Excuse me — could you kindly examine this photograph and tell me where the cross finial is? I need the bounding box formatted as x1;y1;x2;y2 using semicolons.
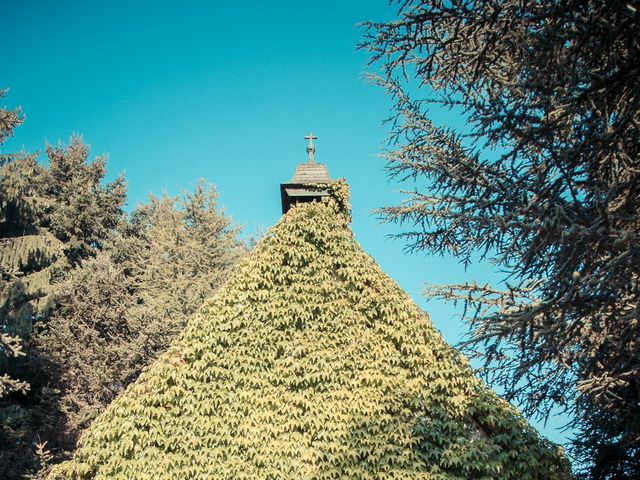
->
305;131;317;164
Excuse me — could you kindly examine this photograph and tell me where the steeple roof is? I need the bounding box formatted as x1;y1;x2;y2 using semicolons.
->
280;132;333;214
53;183;569;479
286;161;332;185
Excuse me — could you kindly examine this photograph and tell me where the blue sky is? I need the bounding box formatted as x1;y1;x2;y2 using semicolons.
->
4;1;570;446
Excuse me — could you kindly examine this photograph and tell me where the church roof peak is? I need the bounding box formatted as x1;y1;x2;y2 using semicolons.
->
280;132;334;214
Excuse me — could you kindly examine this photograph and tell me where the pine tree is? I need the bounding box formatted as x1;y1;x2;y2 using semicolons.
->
1;153;66;337
1;128;126;479
35;254;139;451
1;135;126;337
362;2;640;476
113;181;246;359
0;88;31;398
39;138;126;263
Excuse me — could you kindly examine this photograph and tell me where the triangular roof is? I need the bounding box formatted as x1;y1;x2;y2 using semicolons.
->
286;162;332;184
53;181;569;479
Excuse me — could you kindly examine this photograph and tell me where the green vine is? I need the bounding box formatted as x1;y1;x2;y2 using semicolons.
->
291;179;351;223
51;198;570;480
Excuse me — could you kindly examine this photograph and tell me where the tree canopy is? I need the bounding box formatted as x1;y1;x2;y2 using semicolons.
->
0;135;127;336
0;91;246;479
36;183;246;457
362;1;640;477
0;89;31;399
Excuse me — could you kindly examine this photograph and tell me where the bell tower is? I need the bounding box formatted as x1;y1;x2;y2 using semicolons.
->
280;131;333;214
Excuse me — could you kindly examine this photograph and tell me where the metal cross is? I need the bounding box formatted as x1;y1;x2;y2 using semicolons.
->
305;131;317;163
305;131;317;147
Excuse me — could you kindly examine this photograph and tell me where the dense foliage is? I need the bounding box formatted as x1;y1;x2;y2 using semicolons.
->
36;186;245;457
0;92;245;478
0;88;29;398
1;134;126;335
53;186;569;479
110;184;245;359
1;132;127;478
362;1;640;476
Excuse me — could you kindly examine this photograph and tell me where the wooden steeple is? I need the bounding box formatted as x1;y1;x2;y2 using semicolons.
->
280;132;333;214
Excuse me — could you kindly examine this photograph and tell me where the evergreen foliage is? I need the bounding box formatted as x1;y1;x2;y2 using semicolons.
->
35;183;246;460
53;184;569;479
40;139;126;263
36;254;140;452
0;89;23;149
1;135;126;336
111;182;246;358
362;1;640;475
1;132;127;478
0;88;30;398
0;93;244;479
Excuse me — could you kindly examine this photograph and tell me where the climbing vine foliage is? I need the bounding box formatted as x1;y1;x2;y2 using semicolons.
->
53;183;569;479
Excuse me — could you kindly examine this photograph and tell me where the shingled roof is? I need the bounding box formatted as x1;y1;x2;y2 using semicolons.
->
280;134;333;213
52;181;570;480
287;162;332;184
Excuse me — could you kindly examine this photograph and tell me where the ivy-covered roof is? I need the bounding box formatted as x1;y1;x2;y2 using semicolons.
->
52;181;570;479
